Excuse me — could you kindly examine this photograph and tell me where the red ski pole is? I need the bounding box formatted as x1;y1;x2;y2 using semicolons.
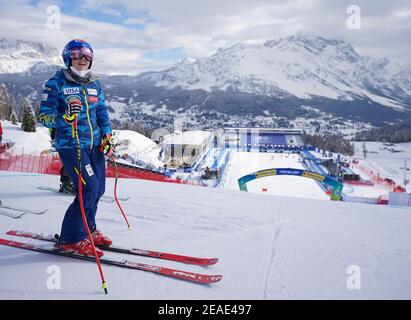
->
111;155;132;230
73;117;108;294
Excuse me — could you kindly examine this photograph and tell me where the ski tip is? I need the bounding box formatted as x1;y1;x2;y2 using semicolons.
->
207;275;223;284
203;258;219;265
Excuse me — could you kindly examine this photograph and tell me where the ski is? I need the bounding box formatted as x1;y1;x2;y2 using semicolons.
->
7;230;219;266
37;186;130;203
0;237;223;284
0;202;47;215
0;209;25;219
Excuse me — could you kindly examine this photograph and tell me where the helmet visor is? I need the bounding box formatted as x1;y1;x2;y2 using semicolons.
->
69;47;93;62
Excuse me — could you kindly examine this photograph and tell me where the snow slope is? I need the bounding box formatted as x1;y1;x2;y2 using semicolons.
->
342;142;411;198
1;120;51;154
353;142;411;189
112;129;163;168
226;151;329;200
1;171;411;299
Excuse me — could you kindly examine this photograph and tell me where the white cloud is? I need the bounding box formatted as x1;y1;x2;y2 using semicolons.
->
395;8;411;18
0;0;410;75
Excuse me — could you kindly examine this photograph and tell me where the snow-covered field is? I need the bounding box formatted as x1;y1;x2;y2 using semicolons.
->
341;142;411;198
2;120;411;299
353;142;411;190
1;121;51;154
227;151;329;200
1;171;411;299
112;129;163;168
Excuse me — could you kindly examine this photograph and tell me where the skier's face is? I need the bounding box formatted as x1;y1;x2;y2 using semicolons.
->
71;56;91;71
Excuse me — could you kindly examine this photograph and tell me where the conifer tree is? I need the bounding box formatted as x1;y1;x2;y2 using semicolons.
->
10;110;18;125
21;99;36;132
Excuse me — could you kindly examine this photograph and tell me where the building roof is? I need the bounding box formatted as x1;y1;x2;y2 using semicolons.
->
162;130;213;146
224;127;303;135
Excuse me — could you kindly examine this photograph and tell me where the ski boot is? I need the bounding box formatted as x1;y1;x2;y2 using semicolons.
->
91;229;112;247
55;239;104;258
59;182;75;195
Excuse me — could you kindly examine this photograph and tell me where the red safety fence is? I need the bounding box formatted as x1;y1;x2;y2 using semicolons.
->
377;195;389;205
0;150;61;175
0;149;191;185
106;161;181;183
352;162;398;189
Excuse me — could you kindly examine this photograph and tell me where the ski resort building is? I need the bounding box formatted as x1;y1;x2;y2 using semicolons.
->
161;130;214;168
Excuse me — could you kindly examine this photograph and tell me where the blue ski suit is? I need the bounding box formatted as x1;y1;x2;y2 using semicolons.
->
39;69;112;244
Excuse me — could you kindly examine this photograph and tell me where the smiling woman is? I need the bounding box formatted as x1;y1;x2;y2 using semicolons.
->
69;46;93;77
38;39;115;261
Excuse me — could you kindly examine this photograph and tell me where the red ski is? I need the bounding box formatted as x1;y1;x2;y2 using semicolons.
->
0;237;223;284
6;230;219;266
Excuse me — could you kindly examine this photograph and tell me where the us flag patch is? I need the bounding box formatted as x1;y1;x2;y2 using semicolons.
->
88;96;99;103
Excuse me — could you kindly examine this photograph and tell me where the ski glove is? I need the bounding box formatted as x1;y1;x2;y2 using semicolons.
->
100;134;115;157
63;99;83;125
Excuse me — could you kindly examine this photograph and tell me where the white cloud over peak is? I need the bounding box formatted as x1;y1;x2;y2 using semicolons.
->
0;0;410;75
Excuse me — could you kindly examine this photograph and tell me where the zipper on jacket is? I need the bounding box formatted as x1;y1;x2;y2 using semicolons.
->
82;85;94;150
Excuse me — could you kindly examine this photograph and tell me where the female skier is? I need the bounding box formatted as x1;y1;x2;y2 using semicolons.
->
39;39;115;257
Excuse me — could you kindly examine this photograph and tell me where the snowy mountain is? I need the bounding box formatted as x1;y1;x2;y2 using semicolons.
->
1;35;411;131
0;39;61;74
140;35;411;111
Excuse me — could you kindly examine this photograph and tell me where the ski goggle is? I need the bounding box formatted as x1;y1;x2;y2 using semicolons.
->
69;47;93;62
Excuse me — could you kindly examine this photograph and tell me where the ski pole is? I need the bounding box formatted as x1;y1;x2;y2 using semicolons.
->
73;117;108;295
111;155;132;230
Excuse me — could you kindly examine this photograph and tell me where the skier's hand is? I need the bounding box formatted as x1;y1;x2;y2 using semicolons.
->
100;134;115;158
63;99;83;125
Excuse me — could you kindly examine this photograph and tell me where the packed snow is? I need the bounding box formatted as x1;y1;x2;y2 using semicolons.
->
1;171;411;299
341;142;411;199
112;129;163;168
1;120;411;299
226;151;329;201
352;142;411;190
162;130;213;146
1;121;51;154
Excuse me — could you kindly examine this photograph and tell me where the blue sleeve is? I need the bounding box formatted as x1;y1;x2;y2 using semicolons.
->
39;79;59;129
96;82;112;137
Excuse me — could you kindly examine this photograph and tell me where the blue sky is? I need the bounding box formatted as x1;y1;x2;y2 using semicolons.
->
58;0;151;29
1;0;411;75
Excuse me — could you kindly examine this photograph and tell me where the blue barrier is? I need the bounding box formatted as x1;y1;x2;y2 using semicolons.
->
216;149;231;186
211;148;229;171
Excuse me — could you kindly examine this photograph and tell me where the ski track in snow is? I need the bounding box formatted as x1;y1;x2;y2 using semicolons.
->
262;207;282;299
1;144;411;298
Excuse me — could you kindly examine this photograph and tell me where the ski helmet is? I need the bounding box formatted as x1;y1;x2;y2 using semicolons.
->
62;39;94;69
